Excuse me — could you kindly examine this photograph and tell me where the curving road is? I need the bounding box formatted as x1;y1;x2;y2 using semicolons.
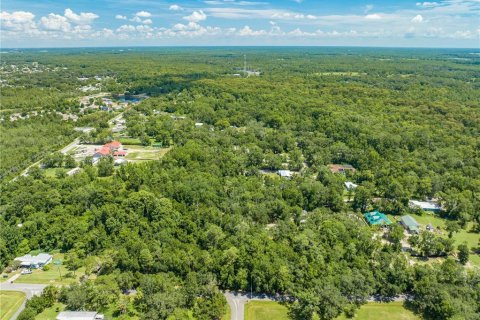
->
0;280;47;320
224;291;276;320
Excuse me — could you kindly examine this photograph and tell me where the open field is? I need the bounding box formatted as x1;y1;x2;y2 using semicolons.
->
124;145;171;162
245;301;289;320
336;302;419;320
0;291;26;320
15;253;85;285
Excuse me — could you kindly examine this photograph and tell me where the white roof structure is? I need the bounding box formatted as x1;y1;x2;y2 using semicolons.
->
195;122;204;127
57;311;104;320
409;200;441;211
15;253;52;266
344;182;358;189
277;170;293;178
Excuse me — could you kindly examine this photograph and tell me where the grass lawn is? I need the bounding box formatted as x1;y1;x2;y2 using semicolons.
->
124;145;171;162
222;303;231;320
388;213;480;266
0;291;26;320
15;253;85;285
336;302;419;320
35;302;66;320
245;301;289;320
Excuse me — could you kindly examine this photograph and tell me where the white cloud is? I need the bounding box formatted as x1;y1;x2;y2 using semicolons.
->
365;13;382;20
64;8;98;25
117;24;136;32
142;19;153;25
135;11;151;18
169;4;183;11
183;10;207;22
40;13;70;32
238;25;267;36
115;15;127;20
416;2;439;7
0;11;36;31
364;4;374;13
412;14;424;23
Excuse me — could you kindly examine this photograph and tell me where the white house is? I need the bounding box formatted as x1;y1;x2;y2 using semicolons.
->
277;170;293;179
57;311;104;320
344;182;358;190
14;253;52;269
409;200;441;212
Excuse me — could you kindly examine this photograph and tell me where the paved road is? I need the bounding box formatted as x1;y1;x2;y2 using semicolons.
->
224;292;276;320
0;281;47;320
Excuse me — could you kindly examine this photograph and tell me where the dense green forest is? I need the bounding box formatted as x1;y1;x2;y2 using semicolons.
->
0;48;479;319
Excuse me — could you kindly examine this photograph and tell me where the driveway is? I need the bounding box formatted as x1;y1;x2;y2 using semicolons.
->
0;281;47;320
224;291;276;320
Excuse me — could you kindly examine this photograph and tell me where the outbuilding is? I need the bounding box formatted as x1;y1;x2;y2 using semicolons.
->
364;210;392;226
400;215;420;234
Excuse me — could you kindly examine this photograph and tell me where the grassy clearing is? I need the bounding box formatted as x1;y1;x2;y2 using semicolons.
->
15;253;85;285
0;291;26;320
35;302;66;320
124;145;171;162
245;301;289;320
336;302;419;320
389;213;480;266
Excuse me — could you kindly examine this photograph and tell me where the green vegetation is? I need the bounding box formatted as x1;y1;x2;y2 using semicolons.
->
1;48;479;320
16;254;85;285
245;301;289;320
336;302;419;320
0;291;26;320
35;302;65;320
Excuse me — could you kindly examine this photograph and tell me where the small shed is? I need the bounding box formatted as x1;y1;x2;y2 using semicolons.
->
400;215;420;234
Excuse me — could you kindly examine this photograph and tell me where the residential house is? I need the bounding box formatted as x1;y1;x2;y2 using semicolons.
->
277;170;293;179
56;311;104;320
328;164;356;174
409;200;441;212
344;181;358;190
14;253;52;269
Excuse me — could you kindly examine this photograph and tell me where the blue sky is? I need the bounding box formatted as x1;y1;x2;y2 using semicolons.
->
1;0;479;48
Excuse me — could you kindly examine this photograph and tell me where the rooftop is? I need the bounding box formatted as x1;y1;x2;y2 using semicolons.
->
364;210;392;226
57;311;103;320
15;253;52;265
409;200;441;211
400;215;420;231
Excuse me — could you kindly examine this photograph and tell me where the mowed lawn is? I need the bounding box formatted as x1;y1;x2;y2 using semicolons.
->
245;301;289;320
389;213;480;266
124;145;171;162
337;302;419;320
0;291;25;320
15;253;85;285
35;302;66;320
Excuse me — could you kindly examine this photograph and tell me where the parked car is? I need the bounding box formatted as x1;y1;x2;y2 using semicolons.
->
21;269;32;275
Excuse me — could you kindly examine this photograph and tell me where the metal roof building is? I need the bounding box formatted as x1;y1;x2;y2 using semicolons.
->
57;311;104;320
364;210;392;226
14;253;52;268
400;215;420;233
